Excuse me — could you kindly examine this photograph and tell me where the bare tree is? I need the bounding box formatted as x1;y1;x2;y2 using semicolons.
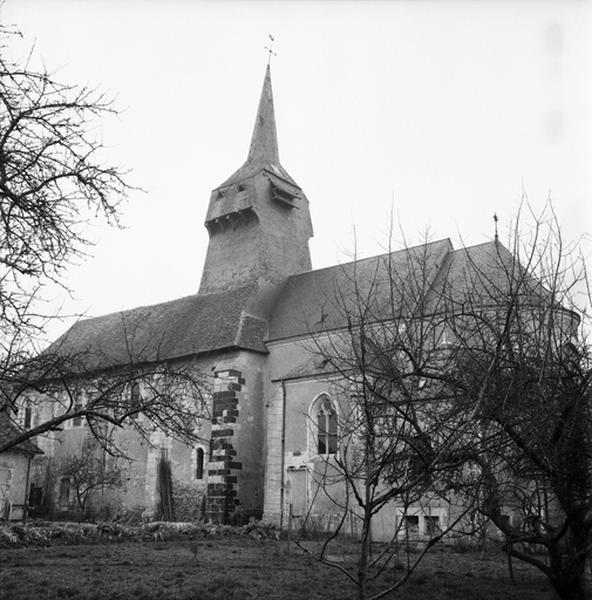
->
1;343;211;457
442;205;592;600
293;237;481;600
57;435;124;519
0;25;128;342
299;203;591;600
0;26;211;457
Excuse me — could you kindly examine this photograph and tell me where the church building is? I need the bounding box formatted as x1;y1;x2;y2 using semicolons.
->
26;64;522;536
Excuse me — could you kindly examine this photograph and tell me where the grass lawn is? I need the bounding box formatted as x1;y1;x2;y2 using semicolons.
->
0;538;553;599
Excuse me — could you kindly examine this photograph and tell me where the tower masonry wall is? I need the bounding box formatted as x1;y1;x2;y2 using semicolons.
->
199;173;312;295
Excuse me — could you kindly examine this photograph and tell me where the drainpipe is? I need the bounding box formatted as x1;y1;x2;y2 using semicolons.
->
279;379;286;529
24;455;32;522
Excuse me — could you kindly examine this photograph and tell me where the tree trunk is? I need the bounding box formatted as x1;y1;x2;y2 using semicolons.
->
357;509;372;600
551;577;587;600
549;560;589;600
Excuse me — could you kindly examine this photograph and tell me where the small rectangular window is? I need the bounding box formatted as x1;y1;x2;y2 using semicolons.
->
404;515;419;536
425;515;440;536
72;403;82;427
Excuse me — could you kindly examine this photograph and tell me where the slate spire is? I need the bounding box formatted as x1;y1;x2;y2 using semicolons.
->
247;64;280;165
217;63;297;188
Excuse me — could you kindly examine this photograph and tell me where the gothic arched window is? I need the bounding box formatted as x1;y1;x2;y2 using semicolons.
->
313;395;338;455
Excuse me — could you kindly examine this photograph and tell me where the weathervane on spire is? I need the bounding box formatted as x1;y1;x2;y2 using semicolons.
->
265;34;277;66
493;213;499;243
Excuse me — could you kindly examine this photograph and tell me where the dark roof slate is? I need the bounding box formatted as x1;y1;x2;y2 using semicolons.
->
47;239;535;372
442;241;518;303
268;239;454;341
266;239;531;343
49;284;268;372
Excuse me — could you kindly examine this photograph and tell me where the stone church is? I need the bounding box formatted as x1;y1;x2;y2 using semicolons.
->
26;64;514;535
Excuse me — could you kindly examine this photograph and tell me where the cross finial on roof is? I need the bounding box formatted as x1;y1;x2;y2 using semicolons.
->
493;213;499;243
265;34;277;66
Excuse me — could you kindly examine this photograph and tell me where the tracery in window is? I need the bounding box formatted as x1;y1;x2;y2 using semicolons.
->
129;381;142;419
313;395;337;455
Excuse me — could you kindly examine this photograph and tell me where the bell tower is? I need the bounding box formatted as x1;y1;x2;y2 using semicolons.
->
198;65;313;295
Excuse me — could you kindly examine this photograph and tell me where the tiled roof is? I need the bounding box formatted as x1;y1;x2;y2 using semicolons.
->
442;241;518;302
0;413;42;455
46;238;540;372
48;285;268;372
267;240;527;342
268;239;453;341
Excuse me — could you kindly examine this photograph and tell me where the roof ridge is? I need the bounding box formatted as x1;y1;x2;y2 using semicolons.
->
69;285;260;326
449;239;506;254
284;238;453;282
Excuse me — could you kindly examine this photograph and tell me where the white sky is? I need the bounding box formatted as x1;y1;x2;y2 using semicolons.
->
4;0;592;343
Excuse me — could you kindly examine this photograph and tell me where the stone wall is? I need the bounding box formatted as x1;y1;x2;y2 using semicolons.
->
24;356;214;520
0;452;32;520
199;173;312;295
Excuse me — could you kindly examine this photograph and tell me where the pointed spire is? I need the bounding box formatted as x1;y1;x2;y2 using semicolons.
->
216;63;298;189
247;64;280;165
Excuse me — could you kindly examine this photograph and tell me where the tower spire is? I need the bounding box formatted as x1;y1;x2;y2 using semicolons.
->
246;64;280;165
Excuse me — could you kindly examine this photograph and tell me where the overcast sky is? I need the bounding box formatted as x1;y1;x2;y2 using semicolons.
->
4;1;592;342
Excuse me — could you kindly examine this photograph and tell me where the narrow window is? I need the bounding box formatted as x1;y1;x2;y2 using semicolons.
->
130;381;142;419
24;404;32;430
196;448;204;479
72;403;82;427
58;477;70;506
316;409;325;454
315;396;337;455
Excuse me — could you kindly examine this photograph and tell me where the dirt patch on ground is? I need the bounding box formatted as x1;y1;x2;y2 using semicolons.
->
0;538;552;599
